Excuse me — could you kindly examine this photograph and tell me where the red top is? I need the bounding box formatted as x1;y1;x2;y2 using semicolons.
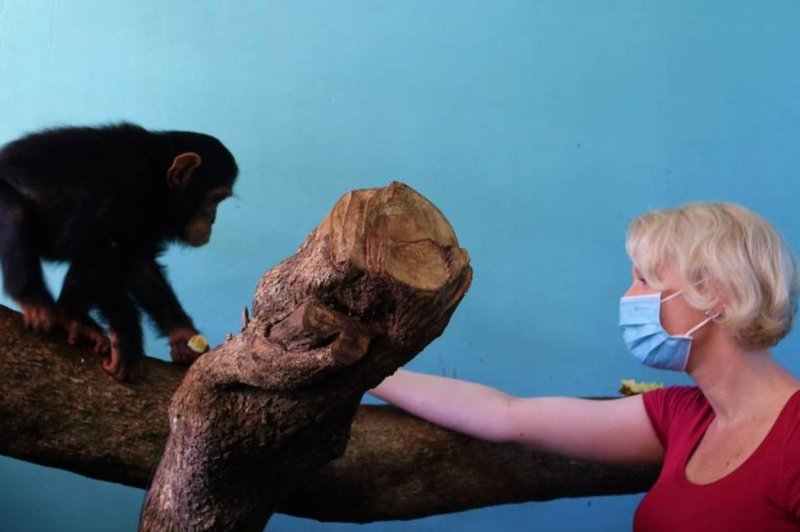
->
634;386;800;531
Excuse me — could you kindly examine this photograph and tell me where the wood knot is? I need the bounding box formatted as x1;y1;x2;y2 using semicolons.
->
267;299;377;365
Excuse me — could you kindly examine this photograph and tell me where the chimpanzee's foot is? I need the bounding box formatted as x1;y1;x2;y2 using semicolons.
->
65;317;110;354
19;300;110;354
102;331;144;382
19;302;57;332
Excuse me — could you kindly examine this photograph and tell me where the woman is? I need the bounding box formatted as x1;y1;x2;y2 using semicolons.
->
370;202;800;530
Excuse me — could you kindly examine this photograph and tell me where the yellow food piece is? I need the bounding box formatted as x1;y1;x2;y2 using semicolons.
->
188;334;209;354
619;378;665;396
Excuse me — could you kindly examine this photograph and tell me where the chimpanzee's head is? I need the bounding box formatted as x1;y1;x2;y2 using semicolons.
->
161;131;238;246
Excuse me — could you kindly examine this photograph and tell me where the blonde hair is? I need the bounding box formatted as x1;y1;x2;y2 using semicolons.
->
626;202;799;348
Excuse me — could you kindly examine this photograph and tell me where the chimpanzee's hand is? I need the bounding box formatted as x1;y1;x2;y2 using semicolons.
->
168;326;207;365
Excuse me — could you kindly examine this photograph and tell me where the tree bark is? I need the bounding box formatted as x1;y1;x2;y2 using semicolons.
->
0;182;657;528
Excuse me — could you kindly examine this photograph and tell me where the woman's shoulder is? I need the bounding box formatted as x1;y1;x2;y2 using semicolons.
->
640;385;710;446
643;385;706;412
777;389;800;440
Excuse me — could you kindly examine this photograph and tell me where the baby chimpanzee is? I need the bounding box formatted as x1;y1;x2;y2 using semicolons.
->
0;123;238;382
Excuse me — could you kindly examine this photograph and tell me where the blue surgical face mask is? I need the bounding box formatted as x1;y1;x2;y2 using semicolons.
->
619;291;714;372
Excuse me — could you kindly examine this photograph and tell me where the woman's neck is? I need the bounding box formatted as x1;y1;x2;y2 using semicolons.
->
689;335;800;422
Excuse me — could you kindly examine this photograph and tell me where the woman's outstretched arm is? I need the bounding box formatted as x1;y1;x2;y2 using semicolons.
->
370;368;664;465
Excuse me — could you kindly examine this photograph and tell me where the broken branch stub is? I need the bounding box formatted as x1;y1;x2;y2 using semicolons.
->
140;182;472;531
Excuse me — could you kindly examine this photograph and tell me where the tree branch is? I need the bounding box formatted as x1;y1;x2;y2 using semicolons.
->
0;183;656;528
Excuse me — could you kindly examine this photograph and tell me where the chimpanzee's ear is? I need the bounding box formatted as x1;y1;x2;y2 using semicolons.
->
167;152;202;190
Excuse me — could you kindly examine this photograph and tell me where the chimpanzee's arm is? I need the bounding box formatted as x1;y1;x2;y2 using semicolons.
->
127;258;195;334
127;258;204;364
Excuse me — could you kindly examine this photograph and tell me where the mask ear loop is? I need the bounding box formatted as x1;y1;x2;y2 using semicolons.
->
663;277;722;337
685;310;722;337
661;290;683;303
662;277;712;303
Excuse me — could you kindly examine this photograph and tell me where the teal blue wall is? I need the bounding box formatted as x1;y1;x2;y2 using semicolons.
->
1;1;799;530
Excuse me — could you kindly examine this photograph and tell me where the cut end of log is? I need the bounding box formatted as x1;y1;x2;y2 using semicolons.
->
325;182;469;292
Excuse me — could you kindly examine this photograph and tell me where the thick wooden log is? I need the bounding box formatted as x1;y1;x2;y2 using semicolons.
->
139;182;472;530
0;182;657;528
